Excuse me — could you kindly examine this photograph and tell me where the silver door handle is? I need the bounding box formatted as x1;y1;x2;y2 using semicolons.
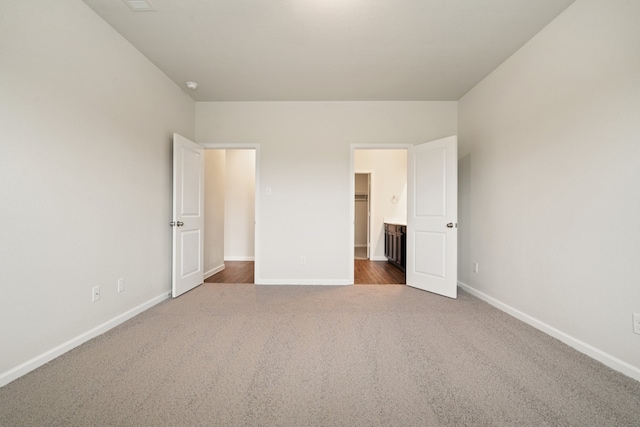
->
170;221;185;227
446;223;457;228
177;221;184;227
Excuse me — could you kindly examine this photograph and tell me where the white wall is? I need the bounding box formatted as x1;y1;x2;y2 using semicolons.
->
196;102;456;284
458;0;640;379
224;150;256;260
204;150;225;276
355;150;408;260
0;0;195;385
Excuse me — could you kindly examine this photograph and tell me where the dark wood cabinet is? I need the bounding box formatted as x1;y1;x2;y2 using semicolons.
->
384;223;406;271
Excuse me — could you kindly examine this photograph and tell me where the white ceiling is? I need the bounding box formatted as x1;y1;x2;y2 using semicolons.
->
82;0;575;102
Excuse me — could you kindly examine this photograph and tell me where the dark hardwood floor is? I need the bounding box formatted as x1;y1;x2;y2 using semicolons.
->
205;260;405;285
354;260;405;285
205;261;254;283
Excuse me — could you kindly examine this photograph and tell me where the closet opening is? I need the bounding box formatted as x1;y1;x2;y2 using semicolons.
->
203;148;257;284
354;172;371;260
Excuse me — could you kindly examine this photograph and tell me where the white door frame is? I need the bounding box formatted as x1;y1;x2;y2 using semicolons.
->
201;142;261;284
350;144;412;284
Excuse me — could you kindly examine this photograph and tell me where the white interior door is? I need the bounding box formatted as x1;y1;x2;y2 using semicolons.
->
406;136;457;298
172;133;204;298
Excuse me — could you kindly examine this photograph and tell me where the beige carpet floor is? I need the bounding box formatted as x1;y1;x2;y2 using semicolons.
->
1;283;639;426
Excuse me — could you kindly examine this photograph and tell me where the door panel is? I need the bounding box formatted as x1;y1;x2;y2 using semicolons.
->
414;231;446;278
172;133;204;298
181;148;201;215
415;147;446;216
180;230;201;276
407;136;457;298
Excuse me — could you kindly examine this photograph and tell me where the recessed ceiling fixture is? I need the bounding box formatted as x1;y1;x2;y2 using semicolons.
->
123;0;156;12
186;82;198;90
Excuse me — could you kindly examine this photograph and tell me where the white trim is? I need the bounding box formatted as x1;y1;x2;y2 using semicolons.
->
355;244;367;248
349;148;355;283
256;279;351;286
351;143;415;150
201;142;258;150
0;292;169;387
458;281;640;382
224;256;255;261
204;264;225;279
371;256;387;262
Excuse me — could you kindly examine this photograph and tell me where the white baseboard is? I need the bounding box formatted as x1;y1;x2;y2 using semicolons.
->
458;281;640;382
224;256;255;261
204;264;225;279
0;292;170;388
256;279;351;286
370;256;387;262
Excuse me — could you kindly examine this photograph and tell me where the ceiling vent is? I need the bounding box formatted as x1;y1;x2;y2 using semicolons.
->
123;0;156;12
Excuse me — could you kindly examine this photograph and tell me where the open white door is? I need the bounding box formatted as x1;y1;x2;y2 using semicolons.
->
406;136;457;298
171;133;204;298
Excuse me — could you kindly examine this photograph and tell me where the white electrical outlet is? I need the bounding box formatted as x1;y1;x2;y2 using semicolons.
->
633;313;640;335
117;278;125;293
473;262;479;273
300;256;306;265
92;286;100;302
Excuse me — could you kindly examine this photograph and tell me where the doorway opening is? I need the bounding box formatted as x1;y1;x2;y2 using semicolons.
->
352;148;408;285
203;148;257;284
354;172;371;260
